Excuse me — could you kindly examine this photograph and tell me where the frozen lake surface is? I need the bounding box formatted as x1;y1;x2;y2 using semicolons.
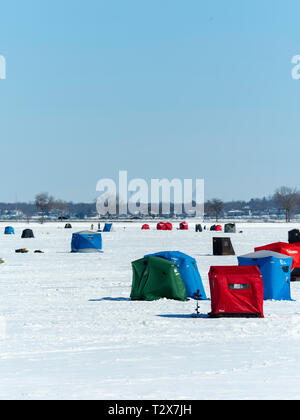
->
1;221;300;400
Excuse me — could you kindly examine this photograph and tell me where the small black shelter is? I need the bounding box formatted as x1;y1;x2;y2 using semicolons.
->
21;229;34;239
213;237;235;256
289;229;300;244
195;224;202;232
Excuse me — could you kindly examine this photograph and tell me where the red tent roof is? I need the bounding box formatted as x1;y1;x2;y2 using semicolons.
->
254;242;300;269
179;222;188;230
157;222;172;231
165;223;173;231
157;223;167;230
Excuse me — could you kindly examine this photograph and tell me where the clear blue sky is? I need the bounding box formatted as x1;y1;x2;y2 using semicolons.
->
0;0;300;203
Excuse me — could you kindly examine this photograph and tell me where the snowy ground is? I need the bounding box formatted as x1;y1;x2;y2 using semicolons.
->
1;221;300;400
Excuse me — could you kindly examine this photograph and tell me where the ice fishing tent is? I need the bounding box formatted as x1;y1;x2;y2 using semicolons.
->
103;223;112;232
144;251;208;299
157;222;172;230
238;250;293;301
224;223;236;233
179;222;188;230
289;229;300;244
254;242;300;281
65;223;72;229
213;237;235;255
21;229;34;238
71;231;102;253
4;226;14;235
141;224;150;230
210;225;222;231
208;266;264;318
195;224;202;232
157;222;167;230
130;256;188;301
254;242;300;268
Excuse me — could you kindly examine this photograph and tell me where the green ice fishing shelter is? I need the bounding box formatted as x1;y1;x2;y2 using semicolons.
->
130;256;188;301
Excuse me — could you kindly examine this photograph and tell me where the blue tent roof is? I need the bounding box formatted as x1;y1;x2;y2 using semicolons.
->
103;223;112;232
238;250;293;301
4;226;14;235
144;251;208;299
71;231;102;253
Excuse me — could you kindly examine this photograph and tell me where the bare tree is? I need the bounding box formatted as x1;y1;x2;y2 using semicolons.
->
206;198;224;222
274;186;300;222
35;193;55;224
54;200;69;221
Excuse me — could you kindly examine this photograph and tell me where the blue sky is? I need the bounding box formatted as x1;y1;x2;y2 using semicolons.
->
0;0;300;203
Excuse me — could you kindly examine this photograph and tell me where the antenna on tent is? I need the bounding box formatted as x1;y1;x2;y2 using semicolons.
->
192;289;202;318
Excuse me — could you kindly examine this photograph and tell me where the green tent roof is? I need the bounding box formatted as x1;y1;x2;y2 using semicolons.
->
130;256;188;301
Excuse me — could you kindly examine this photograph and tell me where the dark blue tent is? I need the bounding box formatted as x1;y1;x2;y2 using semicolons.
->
71;231;102;253
144;251;208;299
4;226;15;235
103;223;112;232
238;250;293;301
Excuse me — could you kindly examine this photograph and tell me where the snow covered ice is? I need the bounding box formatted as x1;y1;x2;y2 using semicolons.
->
1;221;300;400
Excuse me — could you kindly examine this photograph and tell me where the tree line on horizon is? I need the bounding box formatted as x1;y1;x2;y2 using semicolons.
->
0;187;299;222
206;186;300;222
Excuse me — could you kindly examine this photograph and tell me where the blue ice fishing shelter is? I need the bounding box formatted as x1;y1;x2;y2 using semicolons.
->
103;223;112;232
144;251;208;299
238;250;293;301
4;226;14;235
71;231;103;253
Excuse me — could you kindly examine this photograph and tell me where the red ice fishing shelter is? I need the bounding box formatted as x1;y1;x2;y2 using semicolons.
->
208;266;264;318
157;222;172;230
211;225;222;231
254;242;300;270
157;223;166;230
165;223;173;231
141;224;150;230
179;222;188;230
